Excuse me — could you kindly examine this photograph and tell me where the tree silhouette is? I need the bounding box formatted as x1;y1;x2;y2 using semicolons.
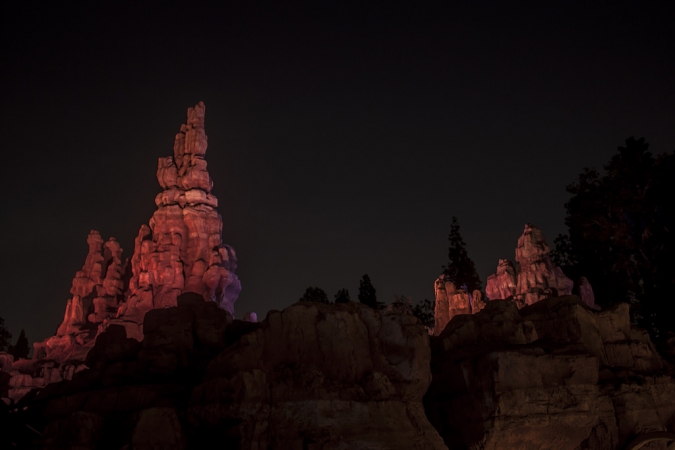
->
412;298;435;324
299;286;330;304
443;217;482;292
0;317;11;352
9;329;30;360
334;288;350;304
358;274;378;309
551;137;675;336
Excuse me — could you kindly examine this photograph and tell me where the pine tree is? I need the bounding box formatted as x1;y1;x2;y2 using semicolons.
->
411;299;435;324
299;286;330;303
10;329;29;360
551;137;675;336
334;288;350;304
358;274;378;309
443;217;482;292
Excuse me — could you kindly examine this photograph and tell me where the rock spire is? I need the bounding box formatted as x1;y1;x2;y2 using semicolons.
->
113;101;241;339
435;223;595;335
34;102;241;361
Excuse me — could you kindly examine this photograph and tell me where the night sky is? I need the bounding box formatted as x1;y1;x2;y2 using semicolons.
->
1;2;674;344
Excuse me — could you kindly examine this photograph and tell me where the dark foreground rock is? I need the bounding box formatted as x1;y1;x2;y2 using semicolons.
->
425;296;675;450
2;295;446;449
4;295;674;449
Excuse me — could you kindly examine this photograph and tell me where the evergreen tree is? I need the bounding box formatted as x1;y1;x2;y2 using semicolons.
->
299;286;330;303
411;299;435;324
358;274;378;309
551;137;675;336
9;329;30;360
334;288;350;304
0;317;11;352
443;217;482;292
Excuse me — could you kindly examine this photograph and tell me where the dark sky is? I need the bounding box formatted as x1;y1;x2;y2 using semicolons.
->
1;2;674;343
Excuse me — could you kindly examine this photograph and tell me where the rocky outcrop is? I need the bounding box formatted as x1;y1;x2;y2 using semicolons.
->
9;102;242;404
436;224;583;337
5;298;447;449
514;223;574;306
485;224;597;309
33;231;125;363
433;275;485;336
425;296;675;450
485;259;517;301
113;101;241;340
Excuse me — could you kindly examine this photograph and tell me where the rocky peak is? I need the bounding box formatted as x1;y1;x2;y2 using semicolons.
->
29;102;241;381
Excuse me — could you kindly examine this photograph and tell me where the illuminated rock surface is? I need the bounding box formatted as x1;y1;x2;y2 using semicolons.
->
513;223;574;306
4;102;241;403
112;101;241;340
435;224;578;336
485;258;517;301
433;275;484;336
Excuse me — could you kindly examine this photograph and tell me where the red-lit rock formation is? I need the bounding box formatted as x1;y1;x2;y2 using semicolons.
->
33;231;125;363
114;101;240;339
485;224;577;308
433;275;485;336
514;223;573;306
435;224;591;336
485;258;516;300
13;103;241;402
486;224;574;306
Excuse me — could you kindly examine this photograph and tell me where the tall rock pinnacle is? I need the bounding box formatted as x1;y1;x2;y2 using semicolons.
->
35;102;241;360
114;101;241;338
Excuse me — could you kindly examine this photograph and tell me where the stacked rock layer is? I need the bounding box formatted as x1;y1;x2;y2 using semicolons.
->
23;102;241;387
435;224;593;336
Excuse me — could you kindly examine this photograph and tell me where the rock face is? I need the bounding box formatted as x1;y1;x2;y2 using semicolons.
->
484;223;596;308
113;101;241;339
433;275;485;336
436;224;580;336
34;231;125;363
513;223;574;306
10;102;241;402
5;298;447;449
425;296;675;450
485;259;517;301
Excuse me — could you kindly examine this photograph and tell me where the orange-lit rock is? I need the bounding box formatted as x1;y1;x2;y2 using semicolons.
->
433;275;484;336
485;258;516;300
23;102;241;400
484;224;574;307
113;102;241;339
435;224;588;336
514;223;573;306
